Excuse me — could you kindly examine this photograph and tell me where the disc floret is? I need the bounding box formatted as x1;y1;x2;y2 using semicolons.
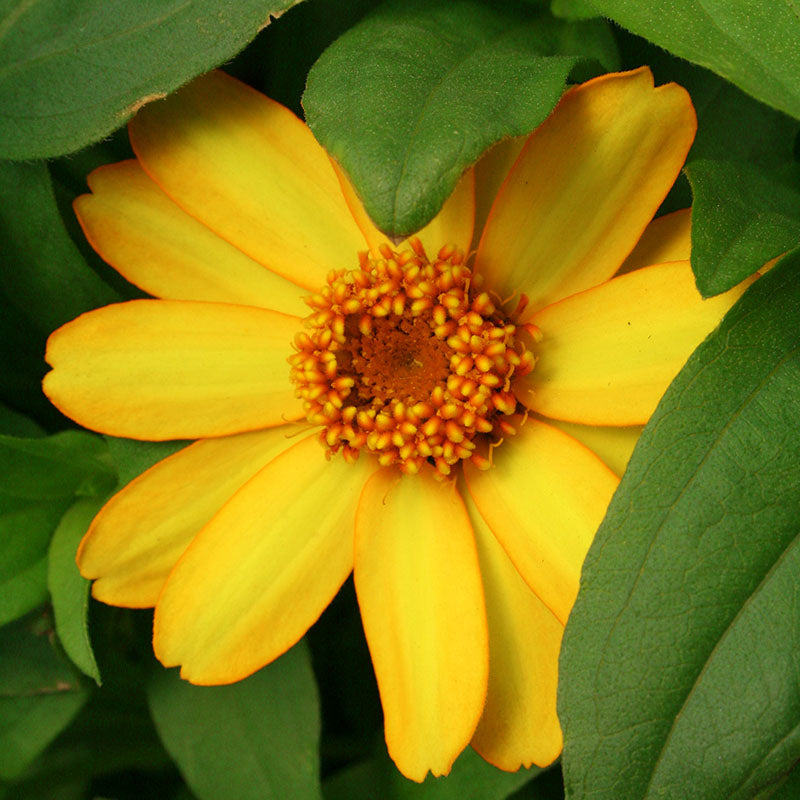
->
289;239;535;477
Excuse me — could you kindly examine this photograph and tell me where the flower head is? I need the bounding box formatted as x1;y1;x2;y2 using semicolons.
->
43;67;751;780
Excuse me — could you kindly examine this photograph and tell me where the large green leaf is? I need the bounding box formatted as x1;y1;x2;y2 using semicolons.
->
0;0;303;159
559;250;800;799
304;0;618;236
587;0;800;119
0;614;89;780
324;747;540;800
147;643;322;800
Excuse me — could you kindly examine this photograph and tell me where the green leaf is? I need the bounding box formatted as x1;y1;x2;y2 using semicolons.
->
0;403;44;438
0;430;113;627
48;498;107;684
0;0;304;160
587;0;800;119
559;250;800;800
655;58;800;297
0;614;89;781
147;643;322;800
766;763;800;800
0;499;68;627
688;159;800;295
304;0;618;236
550;0;599;20
105;436;189;488
0;744;92;800
324;747;540;800
0;431;115;500
0;161;120;334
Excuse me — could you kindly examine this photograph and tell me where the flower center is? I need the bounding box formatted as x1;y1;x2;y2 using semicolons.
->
289;239;535;477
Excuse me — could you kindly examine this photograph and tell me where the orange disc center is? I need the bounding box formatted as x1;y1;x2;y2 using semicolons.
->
288;239;536;477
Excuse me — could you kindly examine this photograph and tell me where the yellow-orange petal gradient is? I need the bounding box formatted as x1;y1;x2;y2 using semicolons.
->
518;262;756;426
463;486;563;771
129;70;366;290
154;432;377;684
540;418;643;478
354;469;488;782
618;208;692;275
75;160;307;315
332;161;476;259
464;417;618;625
476;68;696;313
44;300;304;440
78;425;306;607
472;137;526;253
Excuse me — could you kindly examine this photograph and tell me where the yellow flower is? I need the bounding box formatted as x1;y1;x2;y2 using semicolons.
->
43;67;750;781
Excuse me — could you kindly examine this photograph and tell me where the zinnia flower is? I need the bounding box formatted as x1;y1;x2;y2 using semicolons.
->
43;66;751;781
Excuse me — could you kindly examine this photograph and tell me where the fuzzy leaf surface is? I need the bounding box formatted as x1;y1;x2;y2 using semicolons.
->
304;0;618;236
587;0;800;119
0;0;303;158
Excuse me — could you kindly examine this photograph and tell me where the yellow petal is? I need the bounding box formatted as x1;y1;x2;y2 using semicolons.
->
129;70;366;290
354;469;488;782
332;161;475;258
464;417;618;625
476;68;696;312
75;160;308;315
472;136;525;252
539;417;643;477
518;262;756;426
462;485;563;770
44;300;303;440
618;208;692;275
154;432;376;684
78;425;306;607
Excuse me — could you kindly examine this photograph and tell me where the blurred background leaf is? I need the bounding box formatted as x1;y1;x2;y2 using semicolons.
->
559;250;800;800
0;613;89;781
0;430;114;629
0;160;124;427
586;0;800;120
0;0;304;159
303;0;619;236
324;746;541;799
147;643;322;800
